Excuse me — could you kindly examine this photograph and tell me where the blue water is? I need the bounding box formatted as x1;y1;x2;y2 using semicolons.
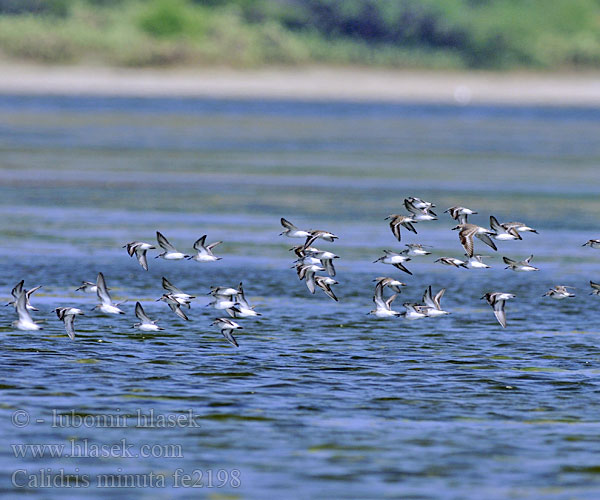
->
1;95;600;499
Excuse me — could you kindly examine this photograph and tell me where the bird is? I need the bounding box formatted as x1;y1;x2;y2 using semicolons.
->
422;286;450;317
315;276;338;301
209;286;238;297
543;286;575;300
133;302;163;331
400;302;429;320
435;257;467;268
227;282;261;318
401;244;431;256
296;264;324;294
445;206;477;224
157;294;189;321
452;223;497;257
92;272;125;315
369;292;401;318
208;294;237;310
405;196;436;211
155;231;189;260
7;280;42;311
306;248;339;277
583;240;600;249
502;221;538;235
373;250;412;275
303;229;338;249
212;318;242;347
490;216;521;241
162;277;195;307
76;281;99;293
404;201;437;221
188;235;222;263
385;214;417;242
55;307;84;340
13;291;42;331
279;218;311;239
503;255;539;272
481;292;515;328
123;241;155;271
463;254;491;269
373;277;406;294
589;281;600;295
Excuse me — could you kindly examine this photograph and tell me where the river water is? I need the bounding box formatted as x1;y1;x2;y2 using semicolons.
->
1;95;600;499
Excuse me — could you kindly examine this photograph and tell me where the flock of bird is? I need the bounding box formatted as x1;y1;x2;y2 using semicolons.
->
6;200;600;345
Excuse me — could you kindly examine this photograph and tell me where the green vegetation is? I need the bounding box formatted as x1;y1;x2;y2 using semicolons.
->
0;0;599;69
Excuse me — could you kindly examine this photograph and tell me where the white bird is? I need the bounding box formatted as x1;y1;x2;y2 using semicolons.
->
481;292;515;328
401;244;431;257
93;272;125;315
212;318;242;347
123;241;155;271
502;221;538;235
208;295;237;310
543;286;575;300
503;255;539;272
279;218;311;239
75;281;99;293
188;235;222;263
303;229;338;249
400;302;429;320
55;307;84;340
374;250;412;275
373;277;406;294
133;302;163;331
155;231;189;260
405;196;436;211
422;286;450;317
385;214;417;242
464;254;491;269
209;286;238;297
583;240;600;249
452;223;497;257
404;198;437;221
296;264;324;294
445;206;477;224
163;277;195;307
369;292;401;318
435;257;467;268
307;248;339;277
228;282;261;318
157;294;189;321
490;216;522;241
13;292;42;331
7;280;42;311
315;276;338;301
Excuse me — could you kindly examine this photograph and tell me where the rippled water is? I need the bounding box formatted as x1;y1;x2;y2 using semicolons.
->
1;95;600;499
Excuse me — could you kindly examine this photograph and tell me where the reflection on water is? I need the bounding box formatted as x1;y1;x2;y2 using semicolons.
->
1;96;600;498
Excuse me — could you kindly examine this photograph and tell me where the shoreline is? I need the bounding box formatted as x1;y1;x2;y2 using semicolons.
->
1;64;599;106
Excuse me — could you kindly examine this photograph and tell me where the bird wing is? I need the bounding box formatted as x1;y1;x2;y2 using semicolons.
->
476;232;497;251
402;221;417;234
96;272;113;305
492;300;507;328
236;283;250;308
389;220;402;241
221;329;239;347
503;257;517;266
162;277;181;295
422;286;435;309
193;235;207;252
63;314;76;340
317;280;338;301
156;231;176;252
305;271;316;294
280;218;296;230
207;241;222;251
434;288;446;308
459;227;476;257
135;302;152;323
591;281;600;290
16;292;34;324
385;294;398;309
169;303;189;321
322;259;336;277
489;215;502;232
11;280;24;300
136;249;149;271
393;262;412;275
525;255;534;264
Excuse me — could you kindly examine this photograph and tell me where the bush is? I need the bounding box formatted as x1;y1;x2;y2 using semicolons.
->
139;0;190;37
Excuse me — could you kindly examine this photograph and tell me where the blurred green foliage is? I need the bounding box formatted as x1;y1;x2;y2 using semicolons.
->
0;0;598;69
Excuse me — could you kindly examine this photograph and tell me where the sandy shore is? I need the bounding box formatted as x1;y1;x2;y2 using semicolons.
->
0;64;599;106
